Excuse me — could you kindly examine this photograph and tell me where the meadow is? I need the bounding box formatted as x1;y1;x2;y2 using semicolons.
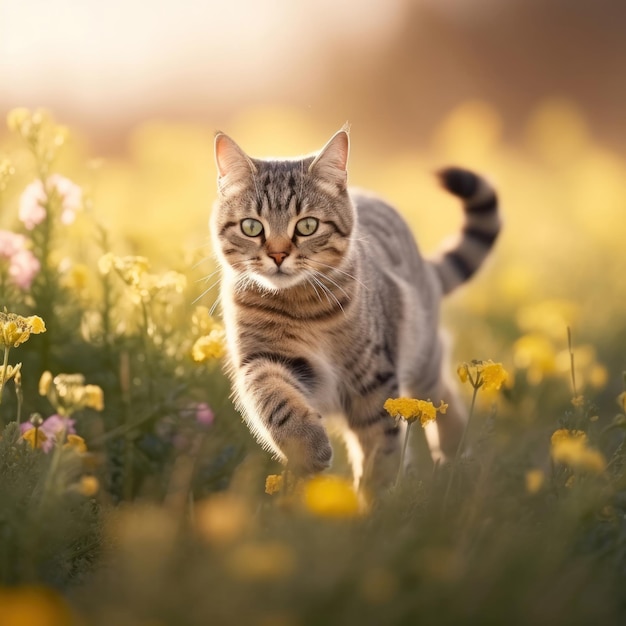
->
0;105;625;625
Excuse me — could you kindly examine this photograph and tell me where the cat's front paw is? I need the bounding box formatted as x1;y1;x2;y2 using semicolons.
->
281;415;332;475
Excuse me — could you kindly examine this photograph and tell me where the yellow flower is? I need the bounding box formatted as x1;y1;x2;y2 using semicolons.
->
78;475;99;497
114;255;150;287
383;397;444;427
265;474;283;495
0;312;46;349
6;107;31;133
618;391;626;414
191;306;223;335
22;427;47;450
302;475;362;518
0;362;21;383
571;395;585;408
39;370;53;396
513;333;556;384
195;493;250;544
192;329;226;362
550;428;587;446
550;430;606;474
0;157;15;192
64;434;88;454
525;469;545;494
61;262;90;292
479;361;509;391
41;373;104;415
97;252;115;275
227;541;295;581
0;585;75;626
82;385;104;411
457;360;508;392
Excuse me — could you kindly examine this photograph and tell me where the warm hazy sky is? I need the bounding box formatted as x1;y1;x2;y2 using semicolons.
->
0;0;405;117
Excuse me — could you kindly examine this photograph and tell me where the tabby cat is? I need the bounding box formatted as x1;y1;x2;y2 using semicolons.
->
210;126;500;485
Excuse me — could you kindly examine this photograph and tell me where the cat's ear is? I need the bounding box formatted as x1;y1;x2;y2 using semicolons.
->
214;132;257;192
309;125;350;190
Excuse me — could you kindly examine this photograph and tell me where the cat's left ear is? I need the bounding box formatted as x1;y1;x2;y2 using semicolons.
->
214;132;257;193
309;124;350;190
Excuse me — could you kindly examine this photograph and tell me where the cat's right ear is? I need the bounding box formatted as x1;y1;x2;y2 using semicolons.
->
309;126;350;191
214;133;257;193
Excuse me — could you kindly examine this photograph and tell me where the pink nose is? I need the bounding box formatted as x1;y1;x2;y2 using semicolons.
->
268;251;288;266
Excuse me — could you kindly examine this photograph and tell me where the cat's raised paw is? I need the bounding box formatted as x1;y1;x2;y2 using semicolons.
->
282;417;333;475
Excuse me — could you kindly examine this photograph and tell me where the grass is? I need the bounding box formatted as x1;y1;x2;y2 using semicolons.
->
0;107;625;625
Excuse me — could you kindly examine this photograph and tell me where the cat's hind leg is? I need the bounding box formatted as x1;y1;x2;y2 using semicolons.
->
345;400;404;489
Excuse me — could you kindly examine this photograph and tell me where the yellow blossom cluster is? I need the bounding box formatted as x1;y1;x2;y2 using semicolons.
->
0;312;46;349
22;427;48;450
0;156;14;192
192;328;226;362
265;473;283;495
64;434;88;454
39;371;104;415
98;253;186;299
0;363;22;385
6;108;69;173
191;306;223;335
303;475;363;518
383;397;447;427
550;428;606;474
457;360;509;391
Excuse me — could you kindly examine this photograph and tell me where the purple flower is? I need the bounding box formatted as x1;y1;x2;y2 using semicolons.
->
21;415;76;453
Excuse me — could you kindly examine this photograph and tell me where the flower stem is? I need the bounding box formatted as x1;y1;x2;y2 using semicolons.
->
444;382;480;509
39;420;68;511
394;420;413;489
0;346;10;405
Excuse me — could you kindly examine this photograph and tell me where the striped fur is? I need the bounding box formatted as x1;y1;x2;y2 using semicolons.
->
210;130;500;486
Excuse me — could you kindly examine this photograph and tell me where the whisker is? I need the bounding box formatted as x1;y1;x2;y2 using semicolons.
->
305;276;323;304
193;279;222;304
306;258;368;291
310;274;335;308
209;295;222;316
312;269;351;301
310;273;345;313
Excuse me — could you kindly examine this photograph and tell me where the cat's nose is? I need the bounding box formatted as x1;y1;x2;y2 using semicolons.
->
268;251;289;266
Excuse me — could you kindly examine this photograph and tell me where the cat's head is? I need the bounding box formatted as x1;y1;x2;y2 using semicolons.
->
211;127;355;292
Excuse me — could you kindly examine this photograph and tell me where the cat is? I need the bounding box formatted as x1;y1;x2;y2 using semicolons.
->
210;125;500;486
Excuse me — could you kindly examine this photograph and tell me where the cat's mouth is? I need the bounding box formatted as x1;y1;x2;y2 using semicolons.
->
253;267;304;291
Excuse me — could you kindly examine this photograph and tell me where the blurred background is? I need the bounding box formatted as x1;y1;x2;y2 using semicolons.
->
1;0;626;402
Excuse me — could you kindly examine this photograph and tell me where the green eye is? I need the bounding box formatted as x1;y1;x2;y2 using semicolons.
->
241;218;264;237
295;217;319;236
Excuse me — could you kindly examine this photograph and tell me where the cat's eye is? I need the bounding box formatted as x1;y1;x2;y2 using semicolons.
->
241;218;264;237
295;217;319;236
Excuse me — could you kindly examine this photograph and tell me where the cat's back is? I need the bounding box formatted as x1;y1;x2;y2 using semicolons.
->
350;189;427;283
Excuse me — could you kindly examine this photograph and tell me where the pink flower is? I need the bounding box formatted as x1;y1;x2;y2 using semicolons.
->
0;230;26;256
49;174;83;225
20;415;76;453
18;175;83;230
18;180;47;229
0;229;40;289
194;402;214;426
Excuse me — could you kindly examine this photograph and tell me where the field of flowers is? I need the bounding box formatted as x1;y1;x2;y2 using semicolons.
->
0;106;625;625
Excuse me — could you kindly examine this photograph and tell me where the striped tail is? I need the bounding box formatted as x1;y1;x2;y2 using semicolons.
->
430;167;501;295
